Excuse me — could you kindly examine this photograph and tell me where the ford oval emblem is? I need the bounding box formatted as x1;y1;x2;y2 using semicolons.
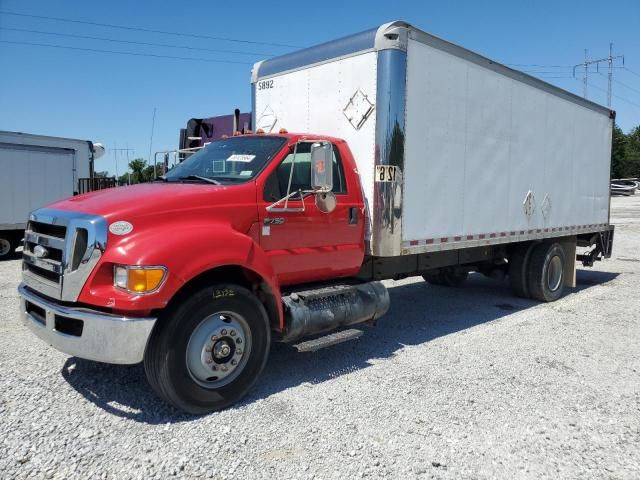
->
109;221;134;236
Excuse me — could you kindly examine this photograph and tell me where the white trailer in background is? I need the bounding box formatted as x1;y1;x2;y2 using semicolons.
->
0;131;103;259
252;20;614;300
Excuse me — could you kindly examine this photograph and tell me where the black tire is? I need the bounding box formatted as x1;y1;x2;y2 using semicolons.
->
422;270;444;285
423;268;468;287
144;284;271;415
508;242;536;298
527;242;566;302
0;236;13;260
440;268;468;287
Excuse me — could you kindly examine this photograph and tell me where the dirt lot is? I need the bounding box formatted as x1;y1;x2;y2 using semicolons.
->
1;196;639;479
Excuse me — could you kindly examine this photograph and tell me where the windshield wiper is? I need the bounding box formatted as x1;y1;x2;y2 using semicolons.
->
176;175;221;185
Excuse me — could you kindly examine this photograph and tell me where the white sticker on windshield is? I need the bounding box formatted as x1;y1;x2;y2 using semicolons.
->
227;154;255;162
239;170;252;176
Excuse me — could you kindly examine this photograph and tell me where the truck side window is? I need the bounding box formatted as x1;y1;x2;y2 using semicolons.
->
263;143;346;201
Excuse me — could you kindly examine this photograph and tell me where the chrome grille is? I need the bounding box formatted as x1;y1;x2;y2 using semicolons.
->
23;221;67;290
21;208;107;301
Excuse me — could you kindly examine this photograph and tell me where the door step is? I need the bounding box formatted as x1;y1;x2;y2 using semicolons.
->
293;328;364;353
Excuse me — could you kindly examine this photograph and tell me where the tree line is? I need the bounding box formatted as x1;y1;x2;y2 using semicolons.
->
95;158;159;185
611;124;640;179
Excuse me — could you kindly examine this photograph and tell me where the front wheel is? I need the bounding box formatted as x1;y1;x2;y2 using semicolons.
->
144;284;271;415
527;242;566;302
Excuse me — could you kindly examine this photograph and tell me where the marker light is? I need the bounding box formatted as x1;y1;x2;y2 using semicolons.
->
114;265;167;294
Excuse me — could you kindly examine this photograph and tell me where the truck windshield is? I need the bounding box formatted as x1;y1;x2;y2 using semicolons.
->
163;136;286;184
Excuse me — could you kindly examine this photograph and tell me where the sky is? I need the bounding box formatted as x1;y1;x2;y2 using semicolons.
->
1;0;639;177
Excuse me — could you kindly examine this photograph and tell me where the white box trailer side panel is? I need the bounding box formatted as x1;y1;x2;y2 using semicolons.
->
402;38;612;246
0;144;75;228
0;131;91;179
254;51;378;229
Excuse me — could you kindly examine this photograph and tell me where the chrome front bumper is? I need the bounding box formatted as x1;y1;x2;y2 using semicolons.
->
18;284;157;365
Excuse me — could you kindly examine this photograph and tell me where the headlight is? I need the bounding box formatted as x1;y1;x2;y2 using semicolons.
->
113;265;167;294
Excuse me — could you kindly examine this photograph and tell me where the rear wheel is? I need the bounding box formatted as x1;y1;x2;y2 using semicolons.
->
509;242;537;298
527;242;566;302
144;284;271;415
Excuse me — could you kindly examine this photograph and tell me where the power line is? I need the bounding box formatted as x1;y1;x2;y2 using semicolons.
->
532;76;576;79
595;70;640;96
520;70;573;74
1;27;277;57
622;66;640;79
573;44;624;106
613;78;640;96
0;10;300;49
0;39;253;64
507;63;573;68
585;79;640;109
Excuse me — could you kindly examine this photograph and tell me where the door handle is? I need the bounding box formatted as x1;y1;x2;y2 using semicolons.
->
348;207;358;225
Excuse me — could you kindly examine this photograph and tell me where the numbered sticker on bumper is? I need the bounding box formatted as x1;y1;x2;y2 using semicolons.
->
375;165;399;182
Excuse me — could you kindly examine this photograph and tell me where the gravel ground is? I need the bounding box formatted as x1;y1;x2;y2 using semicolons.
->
1;196;639;480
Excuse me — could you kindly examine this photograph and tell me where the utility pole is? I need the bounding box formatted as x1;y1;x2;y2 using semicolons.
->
583;49;588;99
113;142;118;180
148;107;156;166
112;146;135;185
574;44;624;106
607;43;615;107
126;144;132;184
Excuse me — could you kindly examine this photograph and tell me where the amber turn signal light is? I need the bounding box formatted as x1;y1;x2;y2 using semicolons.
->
114;265;167;294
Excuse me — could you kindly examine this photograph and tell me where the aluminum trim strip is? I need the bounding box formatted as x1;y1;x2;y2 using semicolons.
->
22;269;60;298
401;224;610;255
22;252;63;273
24;230;65;250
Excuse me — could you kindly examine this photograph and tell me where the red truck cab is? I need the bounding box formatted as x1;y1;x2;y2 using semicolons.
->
19;134;387;413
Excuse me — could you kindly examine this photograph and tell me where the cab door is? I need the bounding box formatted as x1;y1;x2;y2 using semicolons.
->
257;141;364;286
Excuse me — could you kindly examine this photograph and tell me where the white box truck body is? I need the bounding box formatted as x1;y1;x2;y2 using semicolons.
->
0;131;99;258
251;21;613;258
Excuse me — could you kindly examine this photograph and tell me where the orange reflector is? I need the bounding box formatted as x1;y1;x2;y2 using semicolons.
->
127;268;165;293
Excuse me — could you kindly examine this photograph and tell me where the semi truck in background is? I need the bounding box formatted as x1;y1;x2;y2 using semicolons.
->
18;21;614;414
179;109;252;151
0;131;106;259
154;110;252;175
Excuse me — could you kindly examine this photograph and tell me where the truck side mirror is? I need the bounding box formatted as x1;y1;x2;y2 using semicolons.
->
310;142;333;192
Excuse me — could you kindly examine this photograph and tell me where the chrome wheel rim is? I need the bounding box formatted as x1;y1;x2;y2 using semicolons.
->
186;311;251;388
547;255;563;292
0;239;11;256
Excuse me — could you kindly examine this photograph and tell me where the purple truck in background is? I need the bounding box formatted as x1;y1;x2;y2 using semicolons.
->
179;109;252;152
